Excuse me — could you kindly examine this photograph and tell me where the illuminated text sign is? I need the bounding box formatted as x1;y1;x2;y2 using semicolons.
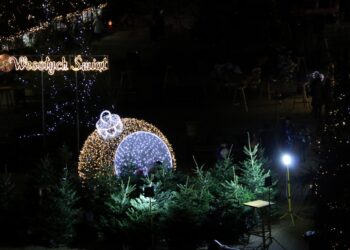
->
0;55;109;75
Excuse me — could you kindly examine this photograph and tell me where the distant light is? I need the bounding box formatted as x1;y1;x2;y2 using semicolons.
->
311;71;324;81
281;153;292;167
108;20;112;28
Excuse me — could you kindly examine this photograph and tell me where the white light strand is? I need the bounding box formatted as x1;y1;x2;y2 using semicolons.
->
0;3;108;44
96;110;123;140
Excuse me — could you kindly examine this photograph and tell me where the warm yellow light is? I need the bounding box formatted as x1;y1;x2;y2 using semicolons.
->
8;55;108;75
78;118;176;181
108;20;113;27
0;3;108;43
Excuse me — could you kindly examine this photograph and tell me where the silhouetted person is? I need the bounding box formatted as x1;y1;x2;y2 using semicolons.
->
323;77;334;114
310;75;324;118
150;8;165;41
93;16;104;40
216;143;229;161
280;117;295;150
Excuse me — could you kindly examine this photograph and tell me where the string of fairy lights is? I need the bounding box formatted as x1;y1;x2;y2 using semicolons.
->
0;2;108;48
13;2;108;139
311;83;350;248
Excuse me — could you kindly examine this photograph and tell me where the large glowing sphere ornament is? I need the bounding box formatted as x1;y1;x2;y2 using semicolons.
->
78;111;175;181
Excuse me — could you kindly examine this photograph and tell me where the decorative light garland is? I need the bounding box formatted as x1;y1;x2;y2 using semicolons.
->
6;1;104;138
78;117;176;181
0;3;107;45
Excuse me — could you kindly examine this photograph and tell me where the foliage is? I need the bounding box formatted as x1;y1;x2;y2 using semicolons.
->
239;135;273;201
102;178;135;233
29;148;82;247
0;169;15;244
33;156;56;188
162;175;214;250
51;168;79;244
23;137;275;248
37;167;80;247
0;169;15;212
95;139;274;248
57;144;74;176
223;174;254;206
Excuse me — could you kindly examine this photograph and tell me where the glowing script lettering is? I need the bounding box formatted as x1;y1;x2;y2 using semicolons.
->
6;55;108;75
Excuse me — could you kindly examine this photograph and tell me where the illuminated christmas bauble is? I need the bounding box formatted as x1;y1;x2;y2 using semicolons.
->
114;131;173;176
78;112;175;181
0;54;14;72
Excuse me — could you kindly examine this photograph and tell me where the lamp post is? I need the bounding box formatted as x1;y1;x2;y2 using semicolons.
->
280;153;297;225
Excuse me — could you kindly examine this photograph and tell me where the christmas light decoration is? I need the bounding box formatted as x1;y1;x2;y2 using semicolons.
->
6;0;107;140
114;131;173;176
0;3;108;45
310;71;325;81
0;54;14;72
96;110;123;140
6;55;109;75
78;118;176;181
311;84;350;248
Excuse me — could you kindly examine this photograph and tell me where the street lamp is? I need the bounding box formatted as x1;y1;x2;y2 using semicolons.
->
280;153;298;225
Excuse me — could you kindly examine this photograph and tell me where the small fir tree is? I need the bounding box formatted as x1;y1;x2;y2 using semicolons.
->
239;134;272;200
43;167;79;246
0;167;15;244
0;167;14;212
101;178;135;237
34;156;56;189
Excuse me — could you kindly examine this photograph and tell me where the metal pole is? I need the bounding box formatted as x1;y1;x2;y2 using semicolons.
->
280;165;297;225
286;167;295;225
41;55;46;147
75;62;80;154
150;197;154;249
261;208;266;249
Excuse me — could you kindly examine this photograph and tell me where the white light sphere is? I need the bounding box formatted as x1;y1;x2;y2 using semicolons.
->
114;131;173;176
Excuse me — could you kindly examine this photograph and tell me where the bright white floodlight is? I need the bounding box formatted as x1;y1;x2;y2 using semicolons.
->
281;154;292;167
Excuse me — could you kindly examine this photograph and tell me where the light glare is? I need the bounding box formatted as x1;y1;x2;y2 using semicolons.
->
282;154;292;167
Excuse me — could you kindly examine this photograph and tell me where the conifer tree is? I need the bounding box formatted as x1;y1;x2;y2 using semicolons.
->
0;167;14;212
0;167;15;244
239;133;272;200
41;167;79;246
